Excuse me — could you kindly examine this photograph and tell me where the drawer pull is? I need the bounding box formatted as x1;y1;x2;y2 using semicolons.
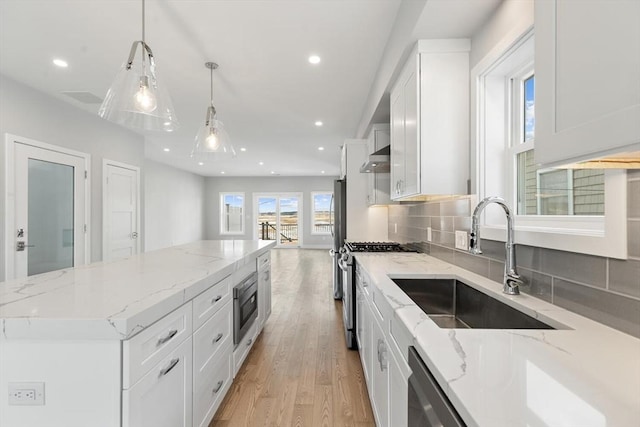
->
213;380;224;394
157;329;178;346
213;333;224;344
211;295;223;304
159;358;180;377
246;338;253;347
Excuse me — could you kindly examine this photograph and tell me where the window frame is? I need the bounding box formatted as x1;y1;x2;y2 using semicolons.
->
471;28;627;259
310;191;333;235
219;192;245;235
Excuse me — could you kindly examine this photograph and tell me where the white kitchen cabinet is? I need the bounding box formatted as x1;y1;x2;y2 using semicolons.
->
371;314;389;426
123;336;193;427
535;0;640;167
355;264;371;385
388;342;408;427
390;39;470;200
257;251;272;331
366;124;391;206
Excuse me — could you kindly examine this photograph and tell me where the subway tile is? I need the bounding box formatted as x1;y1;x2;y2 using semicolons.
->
441;198;471;216
553;278;640;338
609;258;640;298
629;220;640;258
628;169;640;179
628;180;640;218
433;230;455;248
430;244;455;264
517;268;553;303
408;204;421;215
541;248;607;288
454;251;490;278
425;202;440;216
489;260;505;283
431;217;454;232
454;216;471;232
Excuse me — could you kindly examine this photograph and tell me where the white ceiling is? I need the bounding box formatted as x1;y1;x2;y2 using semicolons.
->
0;0;501;177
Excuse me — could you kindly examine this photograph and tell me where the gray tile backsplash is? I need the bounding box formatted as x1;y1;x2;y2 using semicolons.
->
388;172;640;338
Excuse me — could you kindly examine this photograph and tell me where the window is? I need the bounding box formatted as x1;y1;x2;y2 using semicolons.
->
220;193;244;234
311;192;332;235
472;29;626;258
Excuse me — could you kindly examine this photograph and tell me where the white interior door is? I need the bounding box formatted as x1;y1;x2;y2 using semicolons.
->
8;137;89;279
103;160;140;261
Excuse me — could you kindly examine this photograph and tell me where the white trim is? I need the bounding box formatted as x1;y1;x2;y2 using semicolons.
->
471;30;627;259
310;191;333;236
4;133;91;280
220;192;245;235
102;159;141;261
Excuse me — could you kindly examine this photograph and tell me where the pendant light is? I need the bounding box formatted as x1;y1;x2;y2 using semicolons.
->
98;0;178;131
191;62;236;159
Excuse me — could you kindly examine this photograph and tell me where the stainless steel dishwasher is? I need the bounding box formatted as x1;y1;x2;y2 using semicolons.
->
408;346;466;427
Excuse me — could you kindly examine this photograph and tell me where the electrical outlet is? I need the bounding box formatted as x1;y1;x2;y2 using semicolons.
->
455;231;468;250
8;382;45;406
427;227;432;242
394;223;397;234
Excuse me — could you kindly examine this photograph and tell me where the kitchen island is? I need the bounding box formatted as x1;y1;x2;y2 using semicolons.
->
354;252;640;427
0;239;275;427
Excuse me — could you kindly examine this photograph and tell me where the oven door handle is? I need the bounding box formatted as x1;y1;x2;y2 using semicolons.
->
338;258;350;272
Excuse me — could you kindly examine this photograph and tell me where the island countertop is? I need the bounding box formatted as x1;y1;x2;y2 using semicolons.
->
354;252;640;427
0;240;275;341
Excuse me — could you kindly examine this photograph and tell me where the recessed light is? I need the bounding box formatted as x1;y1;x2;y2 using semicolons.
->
321;170;325;174
308;55;321;64
270;171;275;175
318;147;325;151
315;121;323;127
259;161;264;166
53;58;68;68
198;162;204;166
240;147;247;152
221;171;225;174
163;148;170;152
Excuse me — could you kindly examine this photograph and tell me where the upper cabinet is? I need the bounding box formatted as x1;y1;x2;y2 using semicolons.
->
366;124;391;206
535;0;640;167
390;39;470;200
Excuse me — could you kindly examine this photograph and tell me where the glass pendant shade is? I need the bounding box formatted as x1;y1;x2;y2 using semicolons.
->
99;42;178;131
192;62;235;160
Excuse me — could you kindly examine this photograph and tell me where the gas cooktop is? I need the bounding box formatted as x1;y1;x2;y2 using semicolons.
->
344;241;417;253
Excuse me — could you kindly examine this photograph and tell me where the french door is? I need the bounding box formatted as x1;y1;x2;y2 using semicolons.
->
5;135;90;279
254;193;303;248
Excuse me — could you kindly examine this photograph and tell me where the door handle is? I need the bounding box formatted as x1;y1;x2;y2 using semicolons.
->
131;232;138;239
16;241;35;251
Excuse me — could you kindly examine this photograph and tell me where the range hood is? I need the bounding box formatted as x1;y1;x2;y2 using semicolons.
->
359;145;390;173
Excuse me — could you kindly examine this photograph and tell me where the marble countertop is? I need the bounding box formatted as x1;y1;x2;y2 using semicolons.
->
0;240;275;341
355;252;640;427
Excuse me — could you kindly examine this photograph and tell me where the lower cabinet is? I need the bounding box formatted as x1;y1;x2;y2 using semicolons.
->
123;336;193;427
388;346;408;427
371;315;389;426
193;341;233;427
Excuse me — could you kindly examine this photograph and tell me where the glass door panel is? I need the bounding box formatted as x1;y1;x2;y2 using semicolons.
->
27;159;75;275
278;197;299;246
257;197;277;241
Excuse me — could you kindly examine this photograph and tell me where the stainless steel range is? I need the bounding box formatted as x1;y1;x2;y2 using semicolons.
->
338;241;416;349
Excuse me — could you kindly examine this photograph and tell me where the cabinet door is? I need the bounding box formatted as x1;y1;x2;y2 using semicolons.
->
390;82;405;200
388;348;408;427
371;317;389;427
263;267;272;321
402;55;420;198
358;290;372;386
535;0;640;167
123;337;193;427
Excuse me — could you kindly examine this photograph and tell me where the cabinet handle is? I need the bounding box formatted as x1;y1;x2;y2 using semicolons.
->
377;339;387;372
211;295;222;304
247;338;253;347
157;329;178;346
213;333;224;344
159;358;180;377
264;271;270;281
213;380;224;394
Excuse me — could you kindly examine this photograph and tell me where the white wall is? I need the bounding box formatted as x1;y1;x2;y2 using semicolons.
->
205;176;336;248
0;74;145;281
144;160;205;251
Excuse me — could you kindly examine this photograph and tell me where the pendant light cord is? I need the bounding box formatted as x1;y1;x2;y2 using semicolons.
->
210;66;214;106
141;0;146;67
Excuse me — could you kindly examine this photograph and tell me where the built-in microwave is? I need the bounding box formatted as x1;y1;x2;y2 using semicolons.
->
233;272;258;346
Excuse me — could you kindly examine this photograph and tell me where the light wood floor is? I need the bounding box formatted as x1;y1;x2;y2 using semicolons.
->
211;249;376;427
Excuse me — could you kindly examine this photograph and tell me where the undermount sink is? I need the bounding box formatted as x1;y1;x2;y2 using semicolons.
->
392;278;555;330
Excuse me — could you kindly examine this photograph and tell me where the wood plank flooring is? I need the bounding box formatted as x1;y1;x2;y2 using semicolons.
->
211;249;376;427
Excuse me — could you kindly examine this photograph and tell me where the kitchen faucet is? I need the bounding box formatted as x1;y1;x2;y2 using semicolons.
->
469;196;522;295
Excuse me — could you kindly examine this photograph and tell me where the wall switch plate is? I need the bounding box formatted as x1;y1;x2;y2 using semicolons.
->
455;231;468;250
8;382;45;405
427;227;432;242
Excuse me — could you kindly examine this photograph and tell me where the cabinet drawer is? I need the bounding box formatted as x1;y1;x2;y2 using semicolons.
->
123;303;192;389
193;300;232;373
193;275;232;330
233;322;258;377
257;251;271;271
193;342;233;427
123;336;193;427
